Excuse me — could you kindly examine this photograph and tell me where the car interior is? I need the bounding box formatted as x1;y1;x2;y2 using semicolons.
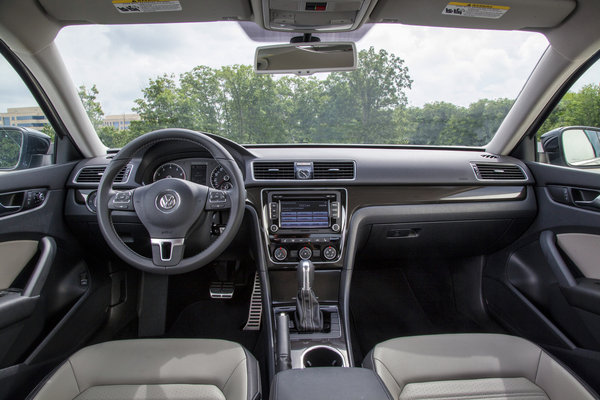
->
1;0;600;399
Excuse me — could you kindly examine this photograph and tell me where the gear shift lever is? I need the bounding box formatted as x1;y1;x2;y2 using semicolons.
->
295;260;323;332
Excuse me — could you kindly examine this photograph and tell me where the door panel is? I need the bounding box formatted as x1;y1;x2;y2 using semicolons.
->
483;161;600;394
0;162;112;400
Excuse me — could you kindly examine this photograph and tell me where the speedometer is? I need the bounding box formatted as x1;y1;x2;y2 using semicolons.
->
210;165;233;190
153;163;186;182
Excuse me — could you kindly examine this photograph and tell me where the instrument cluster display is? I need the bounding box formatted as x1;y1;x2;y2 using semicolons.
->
152;159;234;190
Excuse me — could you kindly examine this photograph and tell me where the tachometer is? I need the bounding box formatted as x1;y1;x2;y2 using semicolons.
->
153;163;186;182
210;165;233;190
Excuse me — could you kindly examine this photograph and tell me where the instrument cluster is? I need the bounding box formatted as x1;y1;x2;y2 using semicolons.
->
151;158;234;190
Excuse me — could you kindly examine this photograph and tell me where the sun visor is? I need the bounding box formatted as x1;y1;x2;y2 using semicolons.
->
369;0;576;30
39;0;252;24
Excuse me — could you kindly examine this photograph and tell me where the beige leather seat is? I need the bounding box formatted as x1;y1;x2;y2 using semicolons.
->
29;339;260;400
364;334;597;400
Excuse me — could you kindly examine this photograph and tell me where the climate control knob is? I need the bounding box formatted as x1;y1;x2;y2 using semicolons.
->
273;247;288;261
323;246;337;261
298;247;313;260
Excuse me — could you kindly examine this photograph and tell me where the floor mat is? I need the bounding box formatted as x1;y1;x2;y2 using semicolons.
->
167;283;260;352
166;265;261;353
350;263;495;364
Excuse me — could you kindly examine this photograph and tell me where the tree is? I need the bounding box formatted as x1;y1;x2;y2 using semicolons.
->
322;47;413;143
78;84;130;147
78;85;104;130
538;84;600;138
399;102;460;145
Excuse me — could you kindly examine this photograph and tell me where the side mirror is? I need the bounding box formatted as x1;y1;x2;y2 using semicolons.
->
0;127;52;170
540;126;600;168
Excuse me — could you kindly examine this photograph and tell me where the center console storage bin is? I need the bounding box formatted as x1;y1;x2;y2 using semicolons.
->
270;367;392;400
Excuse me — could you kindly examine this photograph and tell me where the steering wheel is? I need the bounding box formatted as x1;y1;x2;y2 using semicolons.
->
97;129;245;275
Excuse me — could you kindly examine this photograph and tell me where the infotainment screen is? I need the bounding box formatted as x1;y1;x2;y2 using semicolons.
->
279;200;329;229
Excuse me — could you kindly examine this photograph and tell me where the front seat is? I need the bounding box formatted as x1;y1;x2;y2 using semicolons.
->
28;339;261;400
364;334;597;400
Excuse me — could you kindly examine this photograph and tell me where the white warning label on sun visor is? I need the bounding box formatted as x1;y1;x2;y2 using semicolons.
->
442;2;509;19
113;0;182;13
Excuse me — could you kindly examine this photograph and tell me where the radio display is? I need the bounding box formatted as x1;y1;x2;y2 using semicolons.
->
279;200;329;229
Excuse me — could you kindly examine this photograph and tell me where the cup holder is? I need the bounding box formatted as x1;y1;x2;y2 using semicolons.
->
301;346;345;368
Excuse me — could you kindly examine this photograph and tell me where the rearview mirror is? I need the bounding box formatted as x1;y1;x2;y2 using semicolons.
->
255;42;357;75
540;126;600;168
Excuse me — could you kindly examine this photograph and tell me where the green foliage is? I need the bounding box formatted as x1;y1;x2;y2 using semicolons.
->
0;128;22;169
123;46;414;145
398;98;513;146
537;84;600;138
78;84;104;130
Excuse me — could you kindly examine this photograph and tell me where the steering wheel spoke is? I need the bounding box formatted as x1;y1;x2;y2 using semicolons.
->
108;189;136;211
205;188;232;210
150;238;185;266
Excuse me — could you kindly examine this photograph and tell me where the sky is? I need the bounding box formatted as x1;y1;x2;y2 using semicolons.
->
2;21;552;115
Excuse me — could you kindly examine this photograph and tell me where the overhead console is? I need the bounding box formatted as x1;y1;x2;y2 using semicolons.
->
261;0;378;32
262;189;347;265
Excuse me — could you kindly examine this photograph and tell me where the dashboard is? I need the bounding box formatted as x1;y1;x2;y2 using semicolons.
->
64;134;537;270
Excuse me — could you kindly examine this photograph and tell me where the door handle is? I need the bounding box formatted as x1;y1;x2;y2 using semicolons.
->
573;196;600;208
571;188;600;210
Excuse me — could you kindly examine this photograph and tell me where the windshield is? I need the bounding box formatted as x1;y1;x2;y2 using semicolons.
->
54;22;548;147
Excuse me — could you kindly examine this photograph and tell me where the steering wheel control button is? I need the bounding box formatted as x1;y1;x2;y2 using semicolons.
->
110;190;134;210
206;189;231;210
298;246;313;260
273;247;288;261
155;191;179;213
323;246;337;260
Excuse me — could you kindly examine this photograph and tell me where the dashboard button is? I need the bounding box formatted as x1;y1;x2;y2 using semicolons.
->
298;247;312;260
273;247;288;261
323;246;337;260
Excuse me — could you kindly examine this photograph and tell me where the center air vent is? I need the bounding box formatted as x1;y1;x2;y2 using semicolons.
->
472;163;526;181
75;165;132;184
314;161;355;179
253;162;295;180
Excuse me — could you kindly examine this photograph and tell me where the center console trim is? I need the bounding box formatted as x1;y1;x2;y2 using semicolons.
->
260;187;348;265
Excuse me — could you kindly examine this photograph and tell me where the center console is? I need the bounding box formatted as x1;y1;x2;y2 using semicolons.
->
261;189;347;265
260;188;352;389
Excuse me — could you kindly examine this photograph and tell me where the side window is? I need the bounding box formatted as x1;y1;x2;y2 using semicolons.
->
0;53;54;171
536;59;600;169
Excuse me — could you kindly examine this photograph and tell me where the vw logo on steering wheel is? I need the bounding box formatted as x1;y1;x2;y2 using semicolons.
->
156;192;179;212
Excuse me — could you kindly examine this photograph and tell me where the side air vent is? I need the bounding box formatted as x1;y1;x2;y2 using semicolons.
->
313;161;355;179
253;162;295;180
472;163;526;181
75;165;132;184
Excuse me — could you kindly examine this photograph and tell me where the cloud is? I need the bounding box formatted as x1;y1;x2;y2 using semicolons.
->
0;59;42;112
358;25;548;107
55;22;549;115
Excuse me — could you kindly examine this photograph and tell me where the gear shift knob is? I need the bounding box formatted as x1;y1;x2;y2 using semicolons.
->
297;260;315;291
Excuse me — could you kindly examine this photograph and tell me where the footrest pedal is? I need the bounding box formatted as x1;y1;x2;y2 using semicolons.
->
210;282;235;299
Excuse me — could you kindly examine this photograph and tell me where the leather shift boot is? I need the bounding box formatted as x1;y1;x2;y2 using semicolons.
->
295;289;323;332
